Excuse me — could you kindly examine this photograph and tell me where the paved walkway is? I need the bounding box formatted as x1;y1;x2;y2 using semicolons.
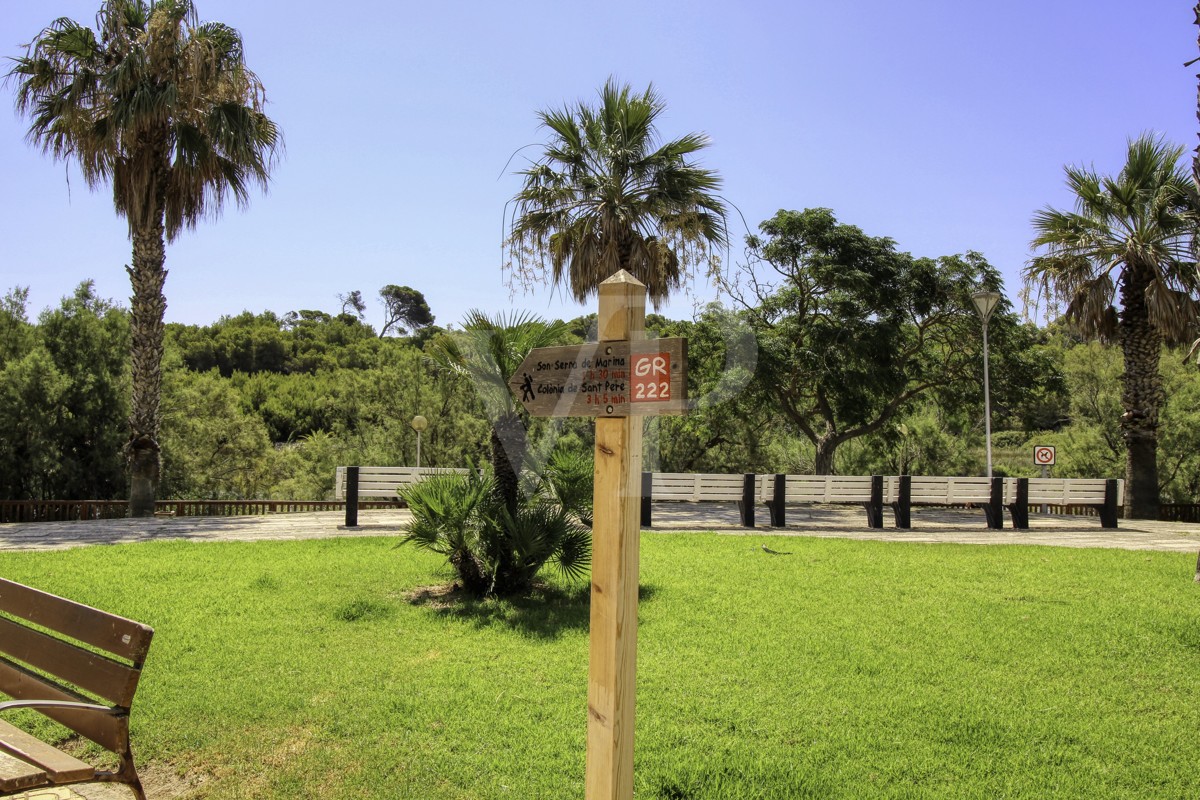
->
3;503;1200;553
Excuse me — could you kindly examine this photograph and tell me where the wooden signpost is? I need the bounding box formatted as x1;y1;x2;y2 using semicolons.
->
511;270;687;800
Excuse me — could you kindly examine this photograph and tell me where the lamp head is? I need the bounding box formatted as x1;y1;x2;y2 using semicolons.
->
971;290;1002;322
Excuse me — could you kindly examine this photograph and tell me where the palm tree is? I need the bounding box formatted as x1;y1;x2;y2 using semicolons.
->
1025;135;1199;519
506;78;728;308
9;0;280;516
425;310;568;514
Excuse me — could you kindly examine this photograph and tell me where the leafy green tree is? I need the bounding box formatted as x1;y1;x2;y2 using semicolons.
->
338;290;367;321
169;310;384;376
0;282;129;500
378;285;434;336
727;208;1006;474
0;348;70;499
10;0;280;516
836;402;977;478
992;324;1069;433
160;369;273;499
1025;135;1199;518
1060;342;1124;462
648;305;769;473
37;283;130;499
1158;353;1200;503
507;79;728;306
265;429;351;501
0;288;35;365
425;311;568;513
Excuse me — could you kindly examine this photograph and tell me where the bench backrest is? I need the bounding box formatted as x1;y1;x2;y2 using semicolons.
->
901;476;994;504
758;475;898;504
1016;477;1124;506
650;473;747;502
0;579;153;753
334;466;471;500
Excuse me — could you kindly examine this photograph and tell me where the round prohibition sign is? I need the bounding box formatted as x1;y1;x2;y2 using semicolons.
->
1033;446;1056;466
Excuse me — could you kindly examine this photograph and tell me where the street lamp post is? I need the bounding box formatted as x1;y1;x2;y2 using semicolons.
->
971;291;1002;479
410;415;428;469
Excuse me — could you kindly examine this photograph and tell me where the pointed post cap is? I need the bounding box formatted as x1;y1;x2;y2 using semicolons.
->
599;269;645;288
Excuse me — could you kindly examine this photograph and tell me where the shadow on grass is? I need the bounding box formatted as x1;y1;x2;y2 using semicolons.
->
648;762;831;800
406;582;660;639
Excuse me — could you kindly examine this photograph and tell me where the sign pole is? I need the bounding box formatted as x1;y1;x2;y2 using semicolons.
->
1040;463;1049;514
586;271;645;800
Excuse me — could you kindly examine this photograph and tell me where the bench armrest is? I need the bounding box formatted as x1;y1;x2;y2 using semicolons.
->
0;699;117;715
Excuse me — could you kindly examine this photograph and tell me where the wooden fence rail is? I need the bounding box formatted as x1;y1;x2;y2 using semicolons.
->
0;500;403;524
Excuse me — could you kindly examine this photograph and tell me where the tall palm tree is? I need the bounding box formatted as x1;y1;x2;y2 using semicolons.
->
1026;135;1199;519
506;78;728;308
9;0;280;516
425;311;568;514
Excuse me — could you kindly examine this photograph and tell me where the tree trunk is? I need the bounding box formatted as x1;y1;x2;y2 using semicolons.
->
814;436;838;476
126;227;167;517
1119;264;1162;520
491;412;527;514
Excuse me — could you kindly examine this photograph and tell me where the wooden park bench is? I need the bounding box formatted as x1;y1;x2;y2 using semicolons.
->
758;474;892;528
0;578;153;799
334;466;470;526
640;472;756;527
1005;477;1123;529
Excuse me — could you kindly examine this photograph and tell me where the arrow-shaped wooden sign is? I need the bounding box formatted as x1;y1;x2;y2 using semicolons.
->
508;338;687;417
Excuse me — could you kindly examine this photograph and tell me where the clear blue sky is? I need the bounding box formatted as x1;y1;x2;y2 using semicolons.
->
2;0;1195;330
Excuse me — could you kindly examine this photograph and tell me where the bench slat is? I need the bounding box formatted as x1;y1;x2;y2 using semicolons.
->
0;617;141;707
0;658;126;753
651;474;745;503
0;580;152;664
0;747;47;793
909;477;991;504
0;719;93;783
336;467;471;500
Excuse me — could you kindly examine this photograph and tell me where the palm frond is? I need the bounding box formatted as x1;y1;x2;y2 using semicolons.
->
9;0;280;239
1026;134;1197;340
506;78;728;307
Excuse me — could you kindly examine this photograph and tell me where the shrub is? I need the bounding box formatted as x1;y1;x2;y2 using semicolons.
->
399;468;591;597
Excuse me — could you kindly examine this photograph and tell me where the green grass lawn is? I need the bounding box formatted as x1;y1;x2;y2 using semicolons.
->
2;534;1199;799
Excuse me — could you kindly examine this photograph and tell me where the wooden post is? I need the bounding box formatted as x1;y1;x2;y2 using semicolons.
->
740;473;755;528
345;466;359;528
640;472;653;528
770;474;786;527
986;476;1004;530
866;475;884;529
587;271;645;800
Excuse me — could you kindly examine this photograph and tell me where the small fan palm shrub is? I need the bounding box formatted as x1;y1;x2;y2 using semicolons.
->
542;448;594;526
399;467;591;597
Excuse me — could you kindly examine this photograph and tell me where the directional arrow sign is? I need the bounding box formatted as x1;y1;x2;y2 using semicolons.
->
509;338;687;417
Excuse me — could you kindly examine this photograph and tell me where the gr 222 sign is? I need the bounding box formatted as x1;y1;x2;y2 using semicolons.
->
509;338;687;418
631;351;672;402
